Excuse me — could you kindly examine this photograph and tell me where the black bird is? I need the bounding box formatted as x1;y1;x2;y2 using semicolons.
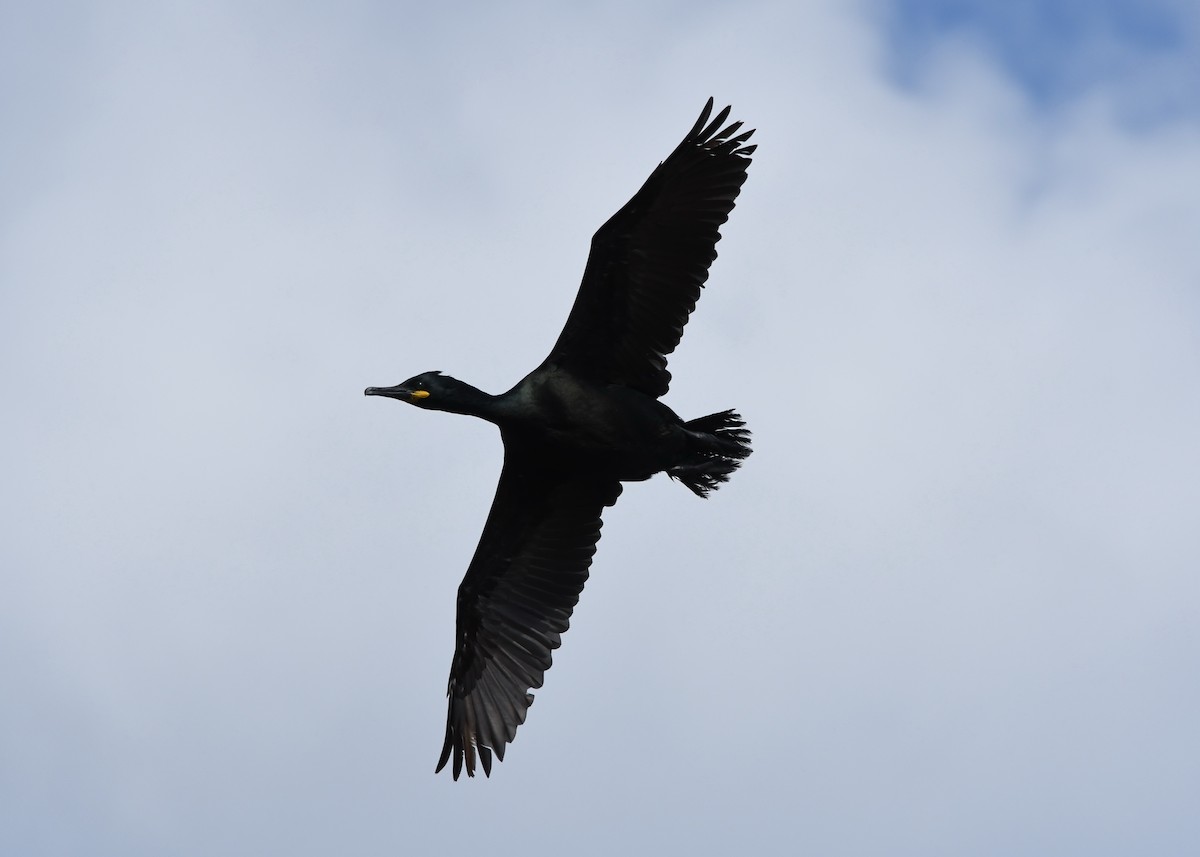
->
366;99;754;779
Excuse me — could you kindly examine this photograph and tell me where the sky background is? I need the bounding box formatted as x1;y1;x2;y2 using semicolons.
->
3;1;1199;854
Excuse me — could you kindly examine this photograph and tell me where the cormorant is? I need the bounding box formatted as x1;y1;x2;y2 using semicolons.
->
365;99;754;779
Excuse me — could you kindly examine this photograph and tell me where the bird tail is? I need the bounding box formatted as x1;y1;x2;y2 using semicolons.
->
669;410;752;498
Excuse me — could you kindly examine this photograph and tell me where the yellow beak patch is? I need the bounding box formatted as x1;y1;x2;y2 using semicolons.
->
411;390;431;400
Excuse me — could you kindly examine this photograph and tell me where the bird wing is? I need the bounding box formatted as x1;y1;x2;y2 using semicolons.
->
436;448;623;779
542;98;755;398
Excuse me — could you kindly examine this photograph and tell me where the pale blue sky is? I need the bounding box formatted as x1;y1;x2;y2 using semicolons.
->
3;2;1198;855
883;0;1198;123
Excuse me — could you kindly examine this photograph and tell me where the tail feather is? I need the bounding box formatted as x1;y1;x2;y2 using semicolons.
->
669;409;752;498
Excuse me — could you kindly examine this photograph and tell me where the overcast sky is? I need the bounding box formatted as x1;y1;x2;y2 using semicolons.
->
3;1;1199;854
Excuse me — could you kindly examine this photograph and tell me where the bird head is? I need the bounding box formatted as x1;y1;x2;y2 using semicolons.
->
364;371;448;408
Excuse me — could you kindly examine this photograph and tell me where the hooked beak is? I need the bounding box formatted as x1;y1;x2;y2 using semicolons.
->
364;384;428;403
364;384;411;402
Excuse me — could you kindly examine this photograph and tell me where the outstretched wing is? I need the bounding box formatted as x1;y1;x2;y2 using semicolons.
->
542;98;755;398
436;447;623;779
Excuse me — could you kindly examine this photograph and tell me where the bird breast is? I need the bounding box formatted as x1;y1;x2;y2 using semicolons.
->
508;371;681;470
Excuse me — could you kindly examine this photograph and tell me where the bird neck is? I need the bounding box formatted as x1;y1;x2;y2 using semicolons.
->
442;379;504;422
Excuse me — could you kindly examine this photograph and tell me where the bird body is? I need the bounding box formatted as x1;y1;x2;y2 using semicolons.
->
366;99;754;778
505;369;686;478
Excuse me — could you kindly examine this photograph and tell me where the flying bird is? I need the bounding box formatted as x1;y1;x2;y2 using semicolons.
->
366;99;755;779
